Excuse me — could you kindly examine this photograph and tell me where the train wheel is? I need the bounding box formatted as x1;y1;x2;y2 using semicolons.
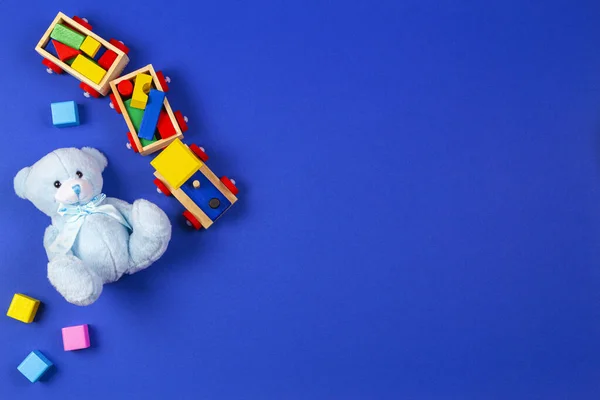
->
109;93;122;114
174;110;188;132
42;58;63;74
183;211;202;230
221;176;239;195
80;82;101;98
156;70;170;92
109;39;130;54
126;132;139;153
153;179;172;196
189;144;209;162
72;16;92;31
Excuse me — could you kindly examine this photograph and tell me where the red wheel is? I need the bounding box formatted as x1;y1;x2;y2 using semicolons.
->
109;39;130;54
80;82;101;98
189;144;209;162
183;211;202;230
153;178;172;196
156;71;170;92
174;110;188;132
109;93;122;114
221;176;239;195
127;132;139;153
72;16;92;31
42;58;63;74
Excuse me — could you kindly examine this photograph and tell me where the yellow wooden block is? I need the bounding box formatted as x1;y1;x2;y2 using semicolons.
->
80;36;101;58
71;55;106;84
131;73;153;109
6;294;40;324
151;139;202;189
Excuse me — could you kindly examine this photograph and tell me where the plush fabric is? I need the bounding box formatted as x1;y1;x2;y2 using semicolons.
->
14;147;171;306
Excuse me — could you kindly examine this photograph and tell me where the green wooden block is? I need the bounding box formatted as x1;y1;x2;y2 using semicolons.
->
50;24;85;50
124;99;145;133
140;135;158;147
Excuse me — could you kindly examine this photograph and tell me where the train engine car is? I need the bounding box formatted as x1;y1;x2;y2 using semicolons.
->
151;139;239;230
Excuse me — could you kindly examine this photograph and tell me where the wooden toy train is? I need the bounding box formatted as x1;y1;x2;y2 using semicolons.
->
36;12;239;230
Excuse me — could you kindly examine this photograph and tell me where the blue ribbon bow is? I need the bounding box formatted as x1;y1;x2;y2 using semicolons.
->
48;194;132;256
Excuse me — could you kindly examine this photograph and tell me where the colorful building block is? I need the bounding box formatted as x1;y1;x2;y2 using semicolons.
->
124;99;144;132
51;101;79;127
80;36;101;58
157;110;177;139
51;39;80;61
6;294;40;323
17;351;53;383
50;24;85;49
138;89;166;140
118;80;134;96
71;55;106;84
151;139;202;189
62;324;91;351
131;73;153;109
140;136;158;147
97;49;117;70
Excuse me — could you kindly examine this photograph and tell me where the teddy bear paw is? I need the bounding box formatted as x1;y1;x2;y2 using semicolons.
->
131;199;172;239
48;255;103;306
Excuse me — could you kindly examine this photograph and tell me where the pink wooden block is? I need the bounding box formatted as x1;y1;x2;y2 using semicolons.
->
62;324;90;351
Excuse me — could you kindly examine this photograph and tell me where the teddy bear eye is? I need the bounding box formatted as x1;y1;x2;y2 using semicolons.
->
54;181;61;188
76;171;83;178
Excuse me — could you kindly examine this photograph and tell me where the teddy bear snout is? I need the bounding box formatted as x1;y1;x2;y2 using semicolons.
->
55;178;94;205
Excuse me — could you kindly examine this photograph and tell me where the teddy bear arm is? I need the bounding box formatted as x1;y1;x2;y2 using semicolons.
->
104;197;133;225
43;225;73;260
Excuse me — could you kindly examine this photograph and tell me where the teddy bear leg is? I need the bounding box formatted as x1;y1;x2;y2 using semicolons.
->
48;255;103;306
126;199;172;274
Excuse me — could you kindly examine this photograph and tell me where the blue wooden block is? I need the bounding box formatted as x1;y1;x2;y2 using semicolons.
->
17;350;53;383
51;101;80;128
181;171;232;221
137;89;165;140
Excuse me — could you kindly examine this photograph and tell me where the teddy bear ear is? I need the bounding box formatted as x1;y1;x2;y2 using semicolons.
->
81;147;108;171
14;166;31;199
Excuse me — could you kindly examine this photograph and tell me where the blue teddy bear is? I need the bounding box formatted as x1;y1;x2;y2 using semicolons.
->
14;147;172;306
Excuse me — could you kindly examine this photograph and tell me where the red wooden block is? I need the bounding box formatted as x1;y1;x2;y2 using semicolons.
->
156;110;177;139
117;80;133;96
52;40;80;62
97;50;117;70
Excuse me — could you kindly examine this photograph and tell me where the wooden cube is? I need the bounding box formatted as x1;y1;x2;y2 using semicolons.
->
18;351;53;383
151;139;202;189
62;324;91;351
7;294;40;323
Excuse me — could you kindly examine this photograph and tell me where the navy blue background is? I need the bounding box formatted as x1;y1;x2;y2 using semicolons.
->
1;1;600;398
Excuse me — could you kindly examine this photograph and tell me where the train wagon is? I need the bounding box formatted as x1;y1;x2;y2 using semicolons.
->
151;139;239;230
109;64;188;156
35;12;130;97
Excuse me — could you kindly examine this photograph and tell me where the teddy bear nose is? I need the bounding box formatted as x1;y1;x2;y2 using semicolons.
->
72;184;81;197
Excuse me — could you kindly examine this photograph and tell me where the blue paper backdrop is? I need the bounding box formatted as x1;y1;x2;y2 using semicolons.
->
1;1;600;398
